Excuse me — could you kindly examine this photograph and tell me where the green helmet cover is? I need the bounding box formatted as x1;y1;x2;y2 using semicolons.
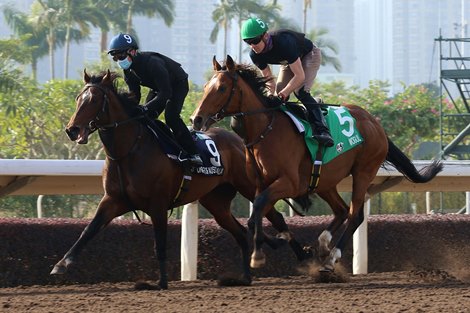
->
241;17;268;39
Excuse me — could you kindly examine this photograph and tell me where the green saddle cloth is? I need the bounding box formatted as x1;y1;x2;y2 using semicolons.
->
280;105;364;164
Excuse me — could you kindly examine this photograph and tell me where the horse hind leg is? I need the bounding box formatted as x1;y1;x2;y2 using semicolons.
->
316;190;349;260
320;179;370;272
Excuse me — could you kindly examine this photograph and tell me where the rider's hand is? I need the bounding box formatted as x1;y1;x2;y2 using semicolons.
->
267;94;284;107
277;92;288;102
134;105;157;119
134;105;149;117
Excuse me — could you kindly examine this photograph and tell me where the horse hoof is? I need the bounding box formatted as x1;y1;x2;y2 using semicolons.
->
250;250;266;268
250;258;265;268
319;265;334;273
50;264;66;275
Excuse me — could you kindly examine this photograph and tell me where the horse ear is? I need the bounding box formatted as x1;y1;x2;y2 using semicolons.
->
83;69;90;83
226;55;235;71
102;69;112;85
212;56;222;71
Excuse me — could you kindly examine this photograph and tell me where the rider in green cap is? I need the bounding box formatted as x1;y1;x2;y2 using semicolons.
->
241;17;333;147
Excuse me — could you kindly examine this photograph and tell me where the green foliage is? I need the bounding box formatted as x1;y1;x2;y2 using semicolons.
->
315;80;441;156
0;78;103;159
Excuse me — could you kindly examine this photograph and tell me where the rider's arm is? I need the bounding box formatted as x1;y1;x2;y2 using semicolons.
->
277;57;305;99
144;58;172;111
261;66;276;95
124;70;142;103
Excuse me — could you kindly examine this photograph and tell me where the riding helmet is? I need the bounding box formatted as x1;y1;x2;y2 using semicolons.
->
107;33;139;54
241;17;268;40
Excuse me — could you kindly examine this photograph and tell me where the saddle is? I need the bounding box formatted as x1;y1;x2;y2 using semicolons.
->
142;118;224;176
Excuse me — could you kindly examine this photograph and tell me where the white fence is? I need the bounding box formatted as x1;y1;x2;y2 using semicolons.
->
1;159;470;278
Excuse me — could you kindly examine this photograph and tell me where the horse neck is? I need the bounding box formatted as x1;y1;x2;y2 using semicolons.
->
237;81;272;144
98;96;145;160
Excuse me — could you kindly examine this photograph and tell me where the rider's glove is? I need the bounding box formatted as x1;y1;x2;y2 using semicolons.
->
267;94;284;107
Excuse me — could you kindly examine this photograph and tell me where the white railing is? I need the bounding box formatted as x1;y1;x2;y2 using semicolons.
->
1;159;469;278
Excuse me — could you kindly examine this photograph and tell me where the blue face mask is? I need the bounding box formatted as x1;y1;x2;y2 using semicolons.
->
117;57;132;70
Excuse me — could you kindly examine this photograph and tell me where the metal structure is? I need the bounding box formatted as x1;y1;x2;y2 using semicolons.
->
435;36;470;159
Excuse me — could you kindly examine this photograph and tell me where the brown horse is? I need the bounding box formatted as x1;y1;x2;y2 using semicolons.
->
50;70;310;289
192;55;443;272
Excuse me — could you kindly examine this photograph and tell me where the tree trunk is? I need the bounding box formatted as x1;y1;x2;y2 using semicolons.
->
64;24;71;79
48;32;55;80
101;31;108;53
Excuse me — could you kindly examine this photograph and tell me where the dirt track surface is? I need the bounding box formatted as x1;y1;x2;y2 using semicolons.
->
1;271;469;313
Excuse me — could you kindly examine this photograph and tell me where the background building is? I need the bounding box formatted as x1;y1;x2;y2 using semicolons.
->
0;0;468;93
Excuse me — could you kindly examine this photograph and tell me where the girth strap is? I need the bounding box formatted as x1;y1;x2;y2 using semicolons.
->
308;146;324;192
172;166;193;206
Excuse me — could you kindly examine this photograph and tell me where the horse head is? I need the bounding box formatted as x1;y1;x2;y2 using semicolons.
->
192;55;241;131
66;69;120;144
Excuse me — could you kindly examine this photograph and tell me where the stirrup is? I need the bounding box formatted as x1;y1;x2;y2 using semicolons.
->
188;154;203;165
314;133;334;147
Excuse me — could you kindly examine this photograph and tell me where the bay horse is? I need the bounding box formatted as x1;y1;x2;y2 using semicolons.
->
50;70;311;289
192;55;443;272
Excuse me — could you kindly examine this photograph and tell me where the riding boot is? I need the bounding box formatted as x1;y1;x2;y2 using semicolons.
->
174;127;203;165
296;91;334;147
306;104;334;147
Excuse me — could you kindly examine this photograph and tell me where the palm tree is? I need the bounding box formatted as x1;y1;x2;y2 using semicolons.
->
2;5;48;80
62;0;109;79
95;0;174;54
210;0;234;58
123;0;174;34
29;0;63;80
307;28;341;72
302;0;312;33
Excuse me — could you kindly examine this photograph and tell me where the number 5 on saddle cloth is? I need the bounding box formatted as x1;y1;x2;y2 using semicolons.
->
281;105;364;165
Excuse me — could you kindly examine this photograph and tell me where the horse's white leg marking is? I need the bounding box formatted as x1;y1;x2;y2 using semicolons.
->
321;247;342;272
318;230;332;256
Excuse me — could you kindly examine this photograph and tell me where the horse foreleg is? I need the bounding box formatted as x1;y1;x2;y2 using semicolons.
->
249;192;269;268
150;210;168;290
50;197;124;275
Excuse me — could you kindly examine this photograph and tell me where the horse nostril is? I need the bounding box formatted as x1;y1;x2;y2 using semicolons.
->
193;116;203;131
65;127;79;141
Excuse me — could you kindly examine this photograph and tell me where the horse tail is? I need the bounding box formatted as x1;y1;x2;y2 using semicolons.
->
385;137;443;183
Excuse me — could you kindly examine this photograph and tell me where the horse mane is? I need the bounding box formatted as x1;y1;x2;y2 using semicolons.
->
223;63;271;103
89;71;140;116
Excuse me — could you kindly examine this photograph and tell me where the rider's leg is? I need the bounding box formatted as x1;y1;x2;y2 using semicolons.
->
165;80;203;165
296;88;334;147
296;46;333;147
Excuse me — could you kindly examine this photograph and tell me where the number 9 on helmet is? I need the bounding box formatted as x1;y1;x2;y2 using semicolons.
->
107;33;139;55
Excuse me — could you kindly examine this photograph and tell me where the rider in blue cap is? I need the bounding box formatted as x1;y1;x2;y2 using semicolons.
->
108;33;203;165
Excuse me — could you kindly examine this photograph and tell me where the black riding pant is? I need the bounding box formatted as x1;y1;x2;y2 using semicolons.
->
146;79;197;155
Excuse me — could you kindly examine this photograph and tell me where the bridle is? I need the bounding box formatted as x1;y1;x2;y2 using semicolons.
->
209;70;279;147
78;83;143;134
77;83;144;161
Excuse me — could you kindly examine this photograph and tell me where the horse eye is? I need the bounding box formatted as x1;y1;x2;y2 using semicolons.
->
218;85;226;93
